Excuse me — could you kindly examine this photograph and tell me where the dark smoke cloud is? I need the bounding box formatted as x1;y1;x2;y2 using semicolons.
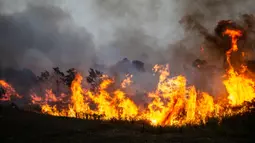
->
1;0;255;98
97;28;164;66
0;1;96;74
91;0;255;61
69;0;255;96
2;0;254;73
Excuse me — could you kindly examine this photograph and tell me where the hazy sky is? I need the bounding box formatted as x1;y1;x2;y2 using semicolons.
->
0;0;255;73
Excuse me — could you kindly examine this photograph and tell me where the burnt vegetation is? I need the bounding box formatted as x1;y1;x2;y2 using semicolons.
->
37;67;78;88
0;102;254;143
86;68;103;92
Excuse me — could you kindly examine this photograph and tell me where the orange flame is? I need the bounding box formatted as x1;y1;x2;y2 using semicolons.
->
0;80;22;101
121;74;133;88
28;54;254;127
0;28;254;127
222;29;255;106
3;62;253;127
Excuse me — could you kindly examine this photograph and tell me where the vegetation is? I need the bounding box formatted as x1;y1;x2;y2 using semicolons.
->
0;104;254;143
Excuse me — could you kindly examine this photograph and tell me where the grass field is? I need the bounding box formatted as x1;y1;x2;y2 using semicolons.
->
0;105;254;143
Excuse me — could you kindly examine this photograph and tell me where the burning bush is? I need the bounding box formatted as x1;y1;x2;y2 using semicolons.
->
1;16;255;127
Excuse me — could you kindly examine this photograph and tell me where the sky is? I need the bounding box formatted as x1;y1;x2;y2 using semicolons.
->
0;0;254;74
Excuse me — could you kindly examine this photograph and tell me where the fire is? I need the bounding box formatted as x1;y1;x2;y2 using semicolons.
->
223;66;255;106
223;29;242;52
143;66;224;126
38;74;92;118
33;58;252;126
222;29;255;106
121;74;133;88
0;80;22;101
87;75;138;120
69;74;90;115
31;93;42;104
1;27;254;127
2;60;254;126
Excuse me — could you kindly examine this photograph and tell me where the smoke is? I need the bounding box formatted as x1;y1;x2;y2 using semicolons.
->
0;0;96;74
1;0;255;97
1;0;255;71
179;0;255;29
63;0;255;67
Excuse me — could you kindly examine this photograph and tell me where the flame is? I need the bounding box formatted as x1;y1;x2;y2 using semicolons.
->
3;61;254;126
31;89;67;105
222;29;255;106
87;75;138;120
69;74;90;115
31;93;42;104
121;74;133;88
143;66;224;126
223;29;242;52
0;80;22;101
1;28;254;127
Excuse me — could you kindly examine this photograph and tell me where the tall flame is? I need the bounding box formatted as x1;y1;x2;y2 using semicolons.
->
29;61;254;127
222;29;255;106
1;28;254;127
69;74;90;115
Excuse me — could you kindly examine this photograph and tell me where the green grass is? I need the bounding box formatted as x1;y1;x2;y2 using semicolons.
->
0;106;254;143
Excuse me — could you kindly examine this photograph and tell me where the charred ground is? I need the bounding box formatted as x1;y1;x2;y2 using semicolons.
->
0;103;254;143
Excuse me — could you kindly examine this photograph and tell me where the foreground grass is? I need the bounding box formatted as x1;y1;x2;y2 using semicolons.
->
0;106;254;143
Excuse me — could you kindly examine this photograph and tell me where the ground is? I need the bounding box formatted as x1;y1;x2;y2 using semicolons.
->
0;106;254;143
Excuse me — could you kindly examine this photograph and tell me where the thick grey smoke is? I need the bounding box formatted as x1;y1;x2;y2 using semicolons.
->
1;0;255;72
1;0;255;97
65;0;255;68
0;0;96;74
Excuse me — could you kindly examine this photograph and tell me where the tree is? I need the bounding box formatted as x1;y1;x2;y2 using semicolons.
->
64;68;77;87
37;70;50;82
53;67;65;78
86;68;103;92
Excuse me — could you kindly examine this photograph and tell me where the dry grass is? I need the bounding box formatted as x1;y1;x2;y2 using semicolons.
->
0;105;254;143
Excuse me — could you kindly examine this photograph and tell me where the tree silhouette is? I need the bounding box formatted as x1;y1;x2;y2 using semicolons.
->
53;67;65;78
36;67;105;93
64;68;77;87
86;68;103;91
36;67;78;87
37;70;50;82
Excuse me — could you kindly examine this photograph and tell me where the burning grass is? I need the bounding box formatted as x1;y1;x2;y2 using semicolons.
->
0;104;254;143
1;22;255;129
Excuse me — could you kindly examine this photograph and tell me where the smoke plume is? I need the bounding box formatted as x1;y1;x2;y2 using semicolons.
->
0;0;96;74
1;0;255;71
1;0;255;97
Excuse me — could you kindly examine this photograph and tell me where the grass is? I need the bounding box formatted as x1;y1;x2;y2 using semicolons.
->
0;105;254;143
